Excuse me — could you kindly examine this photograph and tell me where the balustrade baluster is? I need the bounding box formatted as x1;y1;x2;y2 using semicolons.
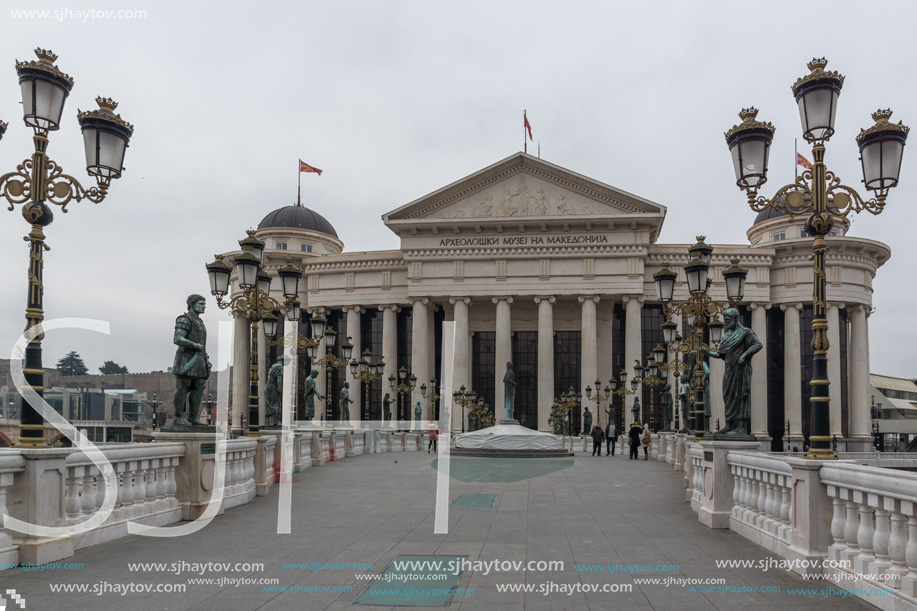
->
844;499;861;562
854;503;876;574
872;504;891;582
888;509;907;589
829;496;847;561
66;466;83;521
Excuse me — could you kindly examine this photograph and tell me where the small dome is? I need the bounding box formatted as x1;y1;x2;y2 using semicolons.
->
258;205;338;238
753;206;789;225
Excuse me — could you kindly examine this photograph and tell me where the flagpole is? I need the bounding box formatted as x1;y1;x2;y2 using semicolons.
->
297;159;302;206
795;139;798;181
523;110;527;154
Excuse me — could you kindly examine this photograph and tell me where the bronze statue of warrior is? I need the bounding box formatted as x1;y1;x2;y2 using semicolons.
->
173;294;211;426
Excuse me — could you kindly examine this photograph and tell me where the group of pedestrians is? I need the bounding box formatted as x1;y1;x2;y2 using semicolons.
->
589;421;651;459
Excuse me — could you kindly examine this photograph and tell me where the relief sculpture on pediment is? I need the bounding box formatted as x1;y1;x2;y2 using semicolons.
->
437;174;612;219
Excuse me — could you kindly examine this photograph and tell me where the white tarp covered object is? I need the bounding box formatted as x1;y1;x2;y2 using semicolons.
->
454;424;565;450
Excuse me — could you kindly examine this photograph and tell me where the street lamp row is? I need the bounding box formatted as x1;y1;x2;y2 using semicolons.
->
0;49;134;447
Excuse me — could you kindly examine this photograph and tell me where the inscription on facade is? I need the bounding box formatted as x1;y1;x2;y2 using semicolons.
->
438;234;609;248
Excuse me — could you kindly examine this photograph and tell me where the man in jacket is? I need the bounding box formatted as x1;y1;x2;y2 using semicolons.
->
605;421;617;456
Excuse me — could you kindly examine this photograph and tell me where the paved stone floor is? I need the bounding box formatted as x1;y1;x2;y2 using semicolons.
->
1;449;878;610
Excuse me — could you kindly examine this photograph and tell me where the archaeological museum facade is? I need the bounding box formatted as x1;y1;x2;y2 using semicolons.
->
221;153;886;451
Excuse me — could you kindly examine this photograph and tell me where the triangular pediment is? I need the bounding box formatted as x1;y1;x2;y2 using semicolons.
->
384;153;667;224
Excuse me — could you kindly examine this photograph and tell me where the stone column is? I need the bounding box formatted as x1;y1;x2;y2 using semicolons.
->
493;297;513;419
827;303;843;438
580;295;599;428
344;306;363;427
534;296;555;431
783;303;803;444
411;298;430;425
450;297;471;431
623;296;643;423
380;305;399;427
232;313;248;432
749;303;769;439
849;305;871;441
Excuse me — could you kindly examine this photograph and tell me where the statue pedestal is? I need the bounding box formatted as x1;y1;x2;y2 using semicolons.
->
404;433;419;452
153;431;227;520
697;440;761;529
499;419;519;426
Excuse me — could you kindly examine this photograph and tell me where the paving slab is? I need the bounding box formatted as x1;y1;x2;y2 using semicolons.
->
0;449;879;610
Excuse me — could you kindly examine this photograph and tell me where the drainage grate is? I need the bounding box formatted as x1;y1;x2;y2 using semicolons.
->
352;554;466;606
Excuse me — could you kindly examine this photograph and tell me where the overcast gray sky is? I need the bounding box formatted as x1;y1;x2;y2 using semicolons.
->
0;0;913;379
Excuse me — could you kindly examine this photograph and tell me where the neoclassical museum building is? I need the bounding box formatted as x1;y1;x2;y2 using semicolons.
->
222;153;886;451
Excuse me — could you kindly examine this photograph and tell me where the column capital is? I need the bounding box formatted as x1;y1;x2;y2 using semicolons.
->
341;305;365;314
449;297;471;306
378;304;401;313
410;297;430;306
578;295;600;304
622;295;644;305
492;296;514;305
780;302;803;311
533;295;556;305
825;302;846;311
748;302;771;311
307;307;329;316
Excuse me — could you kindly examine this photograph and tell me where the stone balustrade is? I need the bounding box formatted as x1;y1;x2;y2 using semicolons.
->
727;451;793;554
684;442;917;609
65;443;185;549
821;463;917;601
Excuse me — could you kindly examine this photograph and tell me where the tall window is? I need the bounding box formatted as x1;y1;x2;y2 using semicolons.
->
360;310;384;420
301;244;312;252
641;305;666;430
276;242;288;250
799;305;814;443
432;308;445;420
554;331;581;434
840;308;849;437
512;331;538;429
611;304;626;433
472;332;496;422
396;309;413;421
766;307;785;450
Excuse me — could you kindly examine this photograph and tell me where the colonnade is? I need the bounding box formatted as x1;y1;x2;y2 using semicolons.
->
228;296;873;442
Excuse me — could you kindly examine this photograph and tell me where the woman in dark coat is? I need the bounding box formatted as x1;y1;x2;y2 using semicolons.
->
628;423;643;460
591;425;605;456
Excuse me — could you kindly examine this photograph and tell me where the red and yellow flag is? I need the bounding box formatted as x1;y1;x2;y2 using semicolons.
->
524;112;533;141
796;153;812;170
300;160;323;175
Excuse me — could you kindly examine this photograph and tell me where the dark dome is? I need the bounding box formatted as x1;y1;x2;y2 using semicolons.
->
258;205;338;238
753;206;789;225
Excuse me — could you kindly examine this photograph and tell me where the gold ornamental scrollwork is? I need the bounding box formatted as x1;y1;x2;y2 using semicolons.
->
0;158;34;208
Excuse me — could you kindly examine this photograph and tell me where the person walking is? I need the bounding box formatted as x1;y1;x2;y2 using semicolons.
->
428;426;439;453
605;421;616;456
591;424;605;456
641;423;651;460
629;423;642;460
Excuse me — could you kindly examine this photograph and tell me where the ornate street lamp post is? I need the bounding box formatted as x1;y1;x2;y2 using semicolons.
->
653;238;747;441
583;380;611;428
558;387;581;436
350;349;385;424
149;393;161;431
388;366;416;431
451;385;477;433
725;58;908;459
659;336;689;432
305;329;353;426
610;369;636;431
420;378;441;423
635;356;666;432
206;237;301;436
0;49;134;447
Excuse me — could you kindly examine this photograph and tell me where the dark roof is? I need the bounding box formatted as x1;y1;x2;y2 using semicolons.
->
257;205;338;238
753;206;789;225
